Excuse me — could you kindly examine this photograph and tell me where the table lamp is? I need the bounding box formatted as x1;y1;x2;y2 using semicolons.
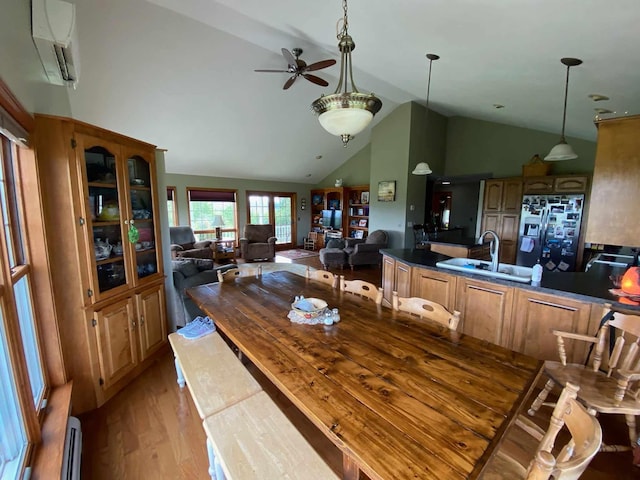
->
212;215;225;240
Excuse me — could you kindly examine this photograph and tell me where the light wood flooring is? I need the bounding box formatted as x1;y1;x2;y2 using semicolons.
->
79;254;637;479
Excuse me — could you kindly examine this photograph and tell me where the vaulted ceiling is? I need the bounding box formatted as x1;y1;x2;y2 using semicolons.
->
65;0;640;183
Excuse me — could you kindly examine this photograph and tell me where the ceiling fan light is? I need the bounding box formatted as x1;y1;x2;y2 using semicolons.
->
412;162;432;175
544;139;578;161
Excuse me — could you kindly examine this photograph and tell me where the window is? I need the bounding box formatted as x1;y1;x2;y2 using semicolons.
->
0;134;48;478
187;188;238;242
166;186;178;227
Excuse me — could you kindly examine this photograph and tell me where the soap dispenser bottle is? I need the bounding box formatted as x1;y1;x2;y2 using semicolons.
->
532;259;543;286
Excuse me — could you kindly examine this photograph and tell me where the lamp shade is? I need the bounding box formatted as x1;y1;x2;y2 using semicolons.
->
544;140;578;161
211;215;225;227
412;162;432;175
621;266;640;295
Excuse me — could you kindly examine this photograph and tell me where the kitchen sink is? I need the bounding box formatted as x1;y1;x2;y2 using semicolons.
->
435;258;534;283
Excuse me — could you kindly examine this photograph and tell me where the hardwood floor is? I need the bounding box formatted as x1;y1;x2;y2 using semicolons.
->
79;253;635;479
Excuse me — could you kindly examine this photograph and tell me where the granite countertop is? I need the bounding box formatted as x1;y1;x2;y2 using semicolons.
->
380;248;639;311
425;237;490;248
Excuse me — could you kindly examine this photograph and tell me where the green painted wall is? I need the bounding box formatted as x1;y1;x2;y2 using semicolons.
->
445;116;596;177
165;173;311;245
315;144;371;189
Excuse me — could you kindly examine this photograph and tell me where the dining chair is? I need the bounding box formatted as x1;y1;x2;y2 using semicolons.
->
217;265;262;282
305;265;338;288
482;382;601;479
527;303;640;452
391;291;461;331
339;275;383;304
303;231;318;251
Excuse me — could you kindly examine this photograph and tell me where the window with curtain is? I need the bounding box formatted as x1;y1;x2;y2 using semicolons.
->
0;133;48;478
187;188;238;242
166;186;177;227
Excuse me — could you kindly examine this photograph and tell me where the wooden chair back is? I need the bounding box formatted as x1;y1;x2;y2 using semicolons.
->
339;276;383;305
303;231;318;251
305;266;337;288
217;266;262;283
391;291;461;331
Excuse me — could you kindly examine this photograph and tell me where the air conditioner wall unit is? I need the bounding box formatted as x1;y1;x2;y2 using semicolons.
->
32;0;80;87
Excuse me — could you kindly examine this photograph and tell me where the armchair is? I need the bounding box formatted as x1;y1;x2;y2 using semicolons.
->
170;226;213;260
239;224;277;262
344;229;388;270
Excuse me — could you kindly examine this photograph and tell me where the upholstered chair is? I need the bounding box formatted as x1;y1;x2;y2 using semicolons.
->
344;229;388;270
169;226;213;260
239;224;277;261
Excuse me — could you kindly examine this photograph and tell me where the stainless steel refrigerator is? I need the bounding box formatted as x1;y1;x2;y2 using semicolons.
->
516;193;585;272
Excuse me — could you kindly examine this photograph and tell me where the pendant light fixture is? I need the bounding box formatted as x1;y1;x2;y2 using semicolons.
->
311;0;382;147
544;57;582;161
412;53;439;175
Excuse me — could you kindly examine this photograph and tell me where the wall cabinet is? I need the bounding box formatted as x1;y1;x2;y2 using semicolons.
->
523;175;589;194
483;178;522;213
455;278;514;348
34;115;168;413
586;115;640;246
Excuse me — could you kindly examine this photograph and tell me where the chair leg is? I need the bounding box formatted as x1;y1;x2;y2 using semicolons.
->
528;378;555;416
626;414;638;447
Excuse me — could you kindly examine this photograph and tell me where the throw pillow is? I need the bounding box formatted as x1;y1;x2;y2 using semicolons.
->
326;238;345;249
172;260;200;278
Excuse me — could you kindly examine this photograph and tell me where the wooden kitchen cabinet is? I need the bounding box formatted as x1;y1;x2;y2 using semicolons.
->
510;289;593;363
455;278;514;348
481;178;522;264
411;268;457;312
523;175;589;194
586;115;640;246
33;115;169;413
381;255;411;306
480;212;519;264
483;178;522;213
522;177;554;194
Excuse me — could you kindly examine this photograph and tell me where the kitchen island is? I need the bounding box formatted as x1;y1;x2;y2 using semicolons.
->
381;248;638;363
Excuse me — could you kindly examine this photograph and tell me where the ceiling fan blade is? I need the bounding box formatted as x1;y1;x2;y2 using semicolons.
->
281;48;297;68
254;69;289;73
303;73;329;87
283;75;297;90
304;59;336;72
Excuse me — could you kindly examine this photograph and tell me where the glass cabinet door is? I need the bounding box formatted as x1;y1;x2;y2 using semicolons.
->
126;154;158;282
82;140;129;299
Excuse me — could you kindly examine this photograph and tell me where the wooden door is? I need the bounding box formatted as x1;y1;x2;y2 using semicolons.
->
381;255;395;306
411;268;457;312
247;191;296;249
455;278;514;347
511;289;593;362
395;261;412;298
92;297;138;389
136;284;167;361
483;180;504;212
502;179;523;212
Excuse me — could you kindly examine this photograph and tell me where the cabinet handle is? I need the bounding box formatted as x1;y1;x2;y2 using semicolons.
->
140;315;145;325
528;297;576;312
131;320;136;328
124;219;135;225
468;285;504;295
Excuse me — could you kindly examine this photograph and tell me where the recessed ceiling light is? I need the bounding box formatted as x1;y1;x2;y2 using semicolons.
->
493;104;505;109
305;174;312;177
588;94;609;102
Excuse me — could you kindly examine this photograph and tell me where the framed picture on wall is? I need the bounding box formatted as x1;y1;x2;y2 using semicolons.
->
377;181;396;202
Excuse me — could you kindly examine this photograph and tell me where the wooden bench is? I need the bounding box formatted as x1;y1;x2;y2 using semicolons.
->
203;391;339;480
168;331;338;480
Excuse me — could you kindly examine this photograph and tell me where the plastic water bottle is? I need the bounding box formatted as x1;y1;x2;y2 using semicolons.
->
532;259;543;286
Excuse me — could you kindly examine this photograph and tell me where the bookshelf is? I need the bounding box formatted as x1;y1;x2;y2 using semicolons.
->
346;185;370;239
310;187;345;248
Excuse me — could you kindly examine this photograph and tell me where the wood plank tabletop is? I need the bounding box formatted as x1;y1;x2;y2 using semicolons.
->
187;271;542;480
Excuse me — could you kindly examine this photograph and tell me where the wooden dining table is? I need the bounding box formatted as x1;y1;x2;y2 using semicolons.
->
187;270;543;480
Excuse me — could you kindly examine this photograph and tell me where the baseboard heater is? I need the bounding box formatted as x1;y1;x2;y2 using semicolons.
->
61;416;82;480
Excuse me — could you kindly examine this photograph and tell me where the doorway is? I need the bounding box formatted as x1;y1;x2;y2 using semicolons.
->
246;192;296;249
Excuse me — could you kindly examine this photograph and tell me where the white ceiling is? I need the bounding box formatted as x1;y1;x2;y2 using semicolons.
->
67;0;640;183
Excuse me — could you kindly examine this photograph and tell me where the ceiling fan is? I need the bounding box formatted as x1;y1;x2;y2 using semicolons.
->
254;48;336;90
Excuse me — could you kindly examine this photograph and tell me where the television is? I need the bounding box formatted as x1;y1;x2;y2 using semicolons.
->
321;209;342;229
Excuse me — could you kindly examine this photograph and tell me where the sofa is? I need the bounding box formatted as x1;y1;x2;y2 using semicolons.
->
239;224;277;261
171;258;236;325
344;229;389;270
170;226;213;260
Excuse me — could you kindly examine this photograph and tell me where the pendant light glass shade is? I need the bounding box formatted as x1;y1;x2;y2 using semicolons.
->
412;53;439;175
545;57;582;161
412;162;432;175
311;1;382;147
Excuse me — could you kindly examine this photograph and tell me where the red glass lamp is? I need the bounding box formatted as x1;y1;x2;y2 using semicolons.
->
621;266;640;296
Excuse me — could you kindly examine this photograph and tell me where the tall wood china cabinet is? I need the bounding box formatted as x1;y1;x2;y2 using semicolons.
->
34;115;167;413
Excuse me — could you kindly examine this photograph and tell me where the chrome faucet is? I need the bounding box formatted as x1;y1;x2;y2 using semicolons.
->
478;230;500;272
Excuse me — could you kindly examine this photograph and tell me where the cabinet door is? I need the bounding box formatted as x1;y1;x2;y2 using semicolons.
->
523;177;554;194
92;297;138;389
554;175;588;193
500;214;520;242
483;180;504;212
76;133;131;304
411;268;457;312
502;179;523;212
481;213;500;235
136;284;167;361
455;278;514;347
511;289;592;362
381;255;395;306
395;261;412;298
